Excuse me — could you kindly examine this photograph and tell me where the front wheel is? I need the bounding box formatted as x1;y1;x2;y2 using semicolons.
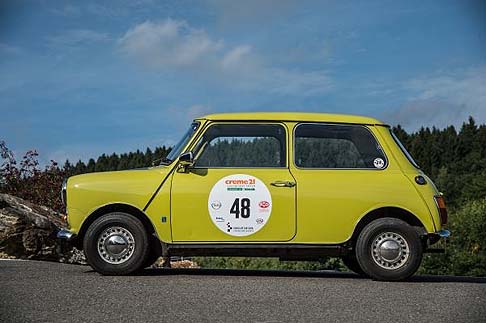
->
342;255;368;277
355;218;423;281
83;212;149;275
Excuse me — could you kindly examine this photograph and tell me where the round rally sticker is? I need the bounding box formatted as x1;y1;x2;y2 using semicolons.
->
208;174;272;237
373;158;385;169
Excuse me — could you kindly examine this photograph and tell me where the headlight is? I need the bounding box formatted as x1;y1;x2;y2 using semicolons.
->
61;178;67;206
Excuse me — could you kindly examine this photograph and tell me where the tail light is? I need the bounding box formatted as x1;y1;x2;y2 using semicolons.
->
434;195;448;225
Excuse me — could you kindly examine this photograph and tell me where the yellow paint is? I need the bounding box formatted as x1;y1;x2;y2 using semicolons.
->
199;112;385;125
66;168;171;233
171;168;296;242
65;112;443;245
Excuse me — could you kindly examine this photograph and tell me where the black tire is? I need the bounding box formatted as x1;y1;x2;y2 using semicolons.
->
83;212;149;275
355;218;423;281
143;252;160;268
142;235;162;268
342;255;368;277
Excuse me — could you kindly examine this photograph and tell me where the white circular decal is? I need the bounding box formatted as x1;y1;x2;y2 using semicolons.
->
373;158;385;169
208;174;272;237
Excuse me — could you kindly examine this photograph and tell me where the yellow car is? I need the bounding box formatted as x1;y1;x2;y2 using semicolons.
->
58;112;449;281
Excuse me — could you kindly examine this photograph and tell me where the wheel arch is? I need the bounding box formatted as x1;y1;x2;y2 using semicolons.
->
349;207;427;247
75;203;157;250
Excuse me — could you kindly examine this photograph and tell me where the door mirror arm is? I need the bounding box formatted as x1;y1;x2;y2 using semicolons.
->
178;151;194;172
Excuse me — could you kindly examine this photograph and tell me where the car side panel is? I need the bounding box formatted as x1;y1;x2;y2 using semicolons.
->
66;168;168;234
374;126;442;230
288;124;436;244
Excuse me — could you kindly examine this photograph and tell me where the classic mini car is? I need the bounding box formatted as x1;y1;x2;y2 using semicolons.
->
58;112;449;281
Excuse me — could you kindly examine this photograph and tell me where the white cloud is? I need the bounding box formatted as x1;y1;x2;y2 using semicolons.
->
222;45;252;69
119;19;223;68
118;19;333;96
47;29;110;48
386;66;486;129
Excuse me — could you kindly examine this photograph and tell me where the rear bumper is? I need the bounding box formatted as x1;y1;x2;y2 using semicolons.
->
425;229;450;253
57;228;78;253
437;229;451;238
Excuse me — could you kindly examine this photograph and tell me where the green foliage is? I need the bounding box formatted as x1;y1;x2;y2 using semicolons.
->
393;117;486;206
447;199;486;276
419;199;486;276
194;256;345;271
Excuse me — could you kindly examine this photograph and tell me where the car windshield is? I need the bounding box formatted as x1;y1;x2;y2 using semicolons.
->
159;122;200;165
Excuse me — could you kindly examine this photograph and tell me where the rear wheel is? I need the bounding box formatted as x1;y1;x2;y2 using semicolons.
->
355;218;423;281
83;212;149;275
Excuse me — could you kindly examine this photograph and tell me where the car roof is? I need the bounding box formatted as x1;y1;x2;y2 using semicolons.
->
198;112;387;126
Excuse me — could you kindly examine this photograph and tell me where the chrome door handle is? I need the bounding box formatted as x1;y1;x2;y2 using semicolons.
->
271;181;296;188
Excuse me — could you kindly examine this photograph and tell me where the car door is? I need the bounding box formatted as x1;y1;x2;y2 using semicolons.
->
170;122;296;242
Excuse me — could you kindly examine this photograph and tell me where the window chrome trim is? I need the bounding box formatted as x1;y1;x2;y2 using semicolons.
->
292;122;389;170
190;121;289;169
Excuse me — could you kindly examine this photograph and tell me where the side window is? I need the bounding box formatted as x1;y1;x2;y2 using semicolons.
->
295;124;387;169
195;124;286;168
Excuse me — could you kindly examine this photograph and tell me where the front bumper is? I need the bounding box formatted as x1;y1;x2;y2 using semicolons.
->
57;228;78;253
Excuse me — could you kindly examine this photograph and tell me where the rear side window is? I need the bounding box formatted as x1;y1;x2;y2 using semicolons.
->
195;124;286;168
294;124;387;169
390;130;420;169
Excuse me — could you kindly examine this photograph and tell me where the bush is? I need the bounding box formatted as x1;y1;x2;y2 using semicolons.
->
0;141;65;213
419;199;486;276
193;256;345;272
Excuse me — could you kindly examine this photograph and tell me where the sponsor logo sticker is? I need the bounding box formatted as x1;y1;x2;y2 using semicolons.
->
259;201;270;208
210;201;222;210
208;174;272;237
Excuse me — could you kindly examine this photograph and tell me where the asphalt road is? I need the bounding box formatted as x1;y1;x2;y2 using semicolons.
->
1;260;485;323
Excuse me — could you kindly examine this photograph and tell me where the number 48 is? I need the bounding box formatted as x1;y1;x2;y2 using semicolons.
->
230;198;250;218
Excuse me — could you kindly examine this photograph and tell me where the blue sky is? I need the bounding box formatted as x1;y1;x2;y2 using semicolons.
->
0;0;485;165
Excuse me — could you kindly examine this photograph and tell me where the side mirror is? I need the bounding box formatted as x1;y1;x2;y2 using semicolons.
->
178;151;194;166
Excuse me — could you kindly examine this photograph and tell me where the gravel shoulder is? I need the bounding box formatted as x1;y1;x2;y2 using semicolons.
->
1;260;485;323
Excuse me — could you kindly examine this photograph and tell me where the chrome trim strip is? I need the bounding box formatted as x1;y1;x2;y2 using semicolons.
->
190;121;289;168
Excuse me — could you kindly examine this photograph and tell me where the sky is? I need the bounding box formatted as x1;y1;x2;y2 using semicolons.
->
0;0;485;165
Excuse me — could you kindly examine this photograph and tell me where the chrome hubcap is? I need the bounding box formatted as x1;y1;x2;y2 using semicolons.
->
97;226;135;264
371;232;409;270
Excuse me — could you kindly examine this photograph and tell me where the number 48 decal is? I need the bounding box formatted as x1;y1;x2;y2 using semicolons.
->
230;198;251;218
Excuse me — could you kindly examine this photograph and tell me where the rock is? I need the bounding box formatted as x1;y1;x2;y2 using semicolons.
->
151;257;199;269
0;193;199;268
0;193;85;264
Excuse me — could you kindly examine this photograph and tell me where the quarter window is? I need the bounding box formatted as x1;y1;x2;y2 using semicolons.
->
195;124;286;168
295;124;387;169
